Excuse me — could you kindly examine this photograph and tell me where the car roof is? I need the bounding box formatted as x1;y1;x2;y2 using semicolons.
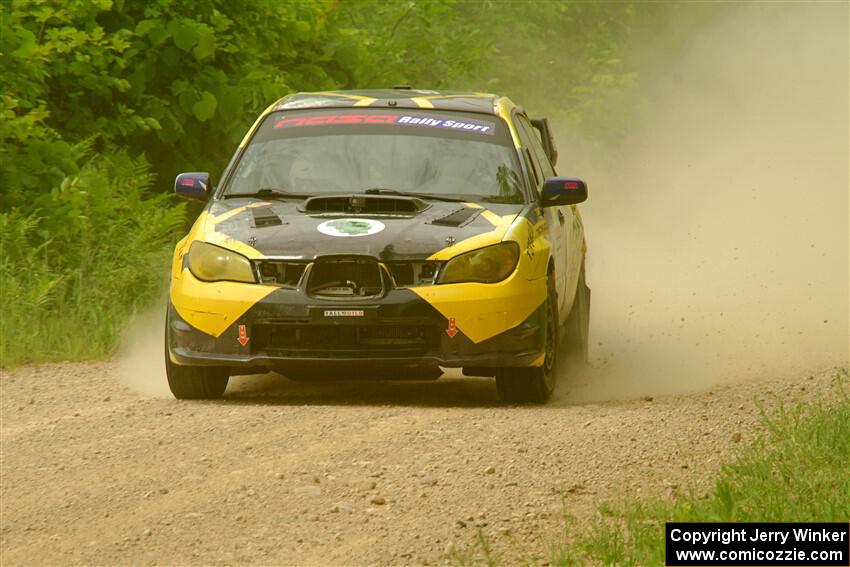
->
273;89;515;116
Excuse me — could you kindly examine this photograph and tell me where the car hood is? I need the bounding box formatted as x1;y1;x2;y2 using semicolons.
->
200;196;525;261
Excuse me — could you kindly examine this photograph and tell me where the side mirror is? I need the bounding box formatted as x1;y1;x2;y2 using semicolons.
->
174;172;210;200
530;117;558;167
541;177;587;207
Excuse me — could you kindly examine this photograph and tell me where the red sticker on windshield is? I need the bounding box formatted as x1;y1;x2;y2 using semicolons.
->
274;115;397;128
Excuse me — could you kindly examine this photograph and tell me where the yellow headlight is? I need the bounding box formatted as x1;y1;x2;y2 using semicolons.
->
438;242;520;284
187;241;256;283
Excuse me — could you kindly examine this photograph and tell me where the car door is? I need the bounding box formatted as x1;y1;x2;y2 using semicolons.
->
513;114;569;318
517;115;581;321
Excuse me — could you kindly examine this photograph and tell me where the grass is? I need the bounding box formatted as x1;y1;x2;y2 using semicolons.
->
0;152;184;367
459;367;850;566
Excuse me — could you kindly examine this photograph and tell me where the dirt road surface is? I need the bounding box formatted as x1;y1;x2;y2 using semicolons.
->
1;362;843;566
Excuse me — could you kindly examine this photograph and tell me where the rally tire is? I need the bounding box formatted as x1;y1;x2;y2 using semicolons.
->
164;309;230;400
166;362;230;400
563;260;590;363
495;273;558;404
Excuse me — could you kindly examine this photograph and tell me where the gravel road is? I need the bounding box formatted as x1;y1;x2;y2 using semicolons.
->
0;362;843;566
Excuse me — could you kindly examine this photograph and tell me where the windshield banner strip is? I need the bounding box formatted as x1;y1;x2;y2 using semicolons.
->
273;114;496;135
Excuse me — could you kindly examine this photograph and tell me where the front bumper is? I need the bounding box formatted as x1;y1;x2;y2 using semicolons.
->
167;275;546;372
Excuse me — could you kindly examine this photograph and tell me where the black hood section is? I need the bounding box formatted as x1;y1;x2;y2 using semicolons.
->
207;198;523;261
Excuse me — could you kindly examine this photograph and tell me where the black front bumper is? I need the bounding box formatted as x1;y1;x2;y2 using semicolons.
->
167;287;545;372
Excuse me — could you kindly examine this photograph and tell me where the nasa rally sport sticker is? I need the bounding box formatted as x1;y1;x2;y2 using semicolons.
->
317;218;386;237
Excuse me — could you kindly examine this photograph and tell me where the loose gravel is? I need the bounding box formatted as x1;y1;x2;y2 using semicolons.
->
0;362;842;566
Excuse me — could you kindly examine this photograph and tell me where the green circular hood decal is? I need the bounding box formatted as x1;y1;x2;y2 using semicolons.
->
316;218;386;237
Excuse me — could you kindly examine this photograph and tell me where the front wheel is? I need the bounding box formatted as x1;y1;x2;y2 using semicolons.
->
563;260;590;363
164;309;229;399
165;360;230;400
495;273;558;404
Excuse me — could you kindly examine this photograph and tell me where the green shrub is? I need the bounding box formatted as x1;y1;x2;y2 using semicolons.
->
0;0;499;194
0;152;184;366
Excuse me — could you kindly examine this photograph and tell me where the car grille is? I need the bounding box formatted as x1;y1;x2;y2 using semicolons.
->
254;323;438;358
306;256;385;298
385;262;440;286
257;261;307;286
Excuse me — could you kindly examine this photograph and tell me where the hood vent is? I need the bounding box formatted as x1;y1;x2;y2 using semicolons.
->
251;208;284;228
429;207;481;227
301;195;429;215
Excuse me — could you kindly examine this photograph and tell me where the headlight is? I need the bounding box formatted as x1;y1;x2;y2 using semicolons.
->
187;241;256;283
438;242;519;284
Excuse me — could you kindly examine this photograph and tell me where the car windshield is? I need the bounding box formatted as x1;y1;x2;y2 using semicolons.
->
222;109;524;203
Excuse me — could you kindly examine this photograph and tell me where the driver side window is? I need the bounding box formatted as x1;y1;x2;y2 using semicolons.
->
513;116;543;195
517;116;555;179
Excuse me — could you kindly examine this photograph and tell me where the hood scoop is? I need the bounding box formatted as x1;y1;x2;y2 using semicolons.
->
251;207;284;228
429;207;481;227
300;194;429;216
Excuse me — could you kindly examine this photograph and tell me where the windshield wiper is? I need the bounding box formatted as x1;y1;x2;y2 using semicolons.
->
224;188;313;200
480;195;524;204
363;188;469;203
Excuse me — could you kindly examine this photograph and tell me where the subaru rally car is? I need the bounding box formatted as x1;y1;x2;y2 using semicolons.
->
167;88;590;403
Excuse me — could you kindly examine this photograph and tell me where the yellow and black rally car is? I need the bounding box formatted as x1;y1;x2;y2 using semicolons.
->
167;88;590;403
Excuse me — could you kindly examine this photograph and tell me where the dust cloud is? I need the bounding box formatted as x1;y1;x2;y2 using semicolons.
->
558;3;849;402
117;306;171;397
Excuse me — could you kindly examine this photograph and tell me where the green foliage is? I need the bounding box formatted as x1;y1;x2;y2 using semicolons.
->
548;370;850;566
0;152;184;366
333;0;486;88
459;1;642;138
1;0;502;190
2;0;339;187
0;95;79;210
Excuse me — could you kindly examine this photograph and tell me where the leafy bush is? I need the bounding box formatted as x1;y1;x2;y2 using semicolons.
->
0;152;184;365
1;0;499;191
2;0;333;192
